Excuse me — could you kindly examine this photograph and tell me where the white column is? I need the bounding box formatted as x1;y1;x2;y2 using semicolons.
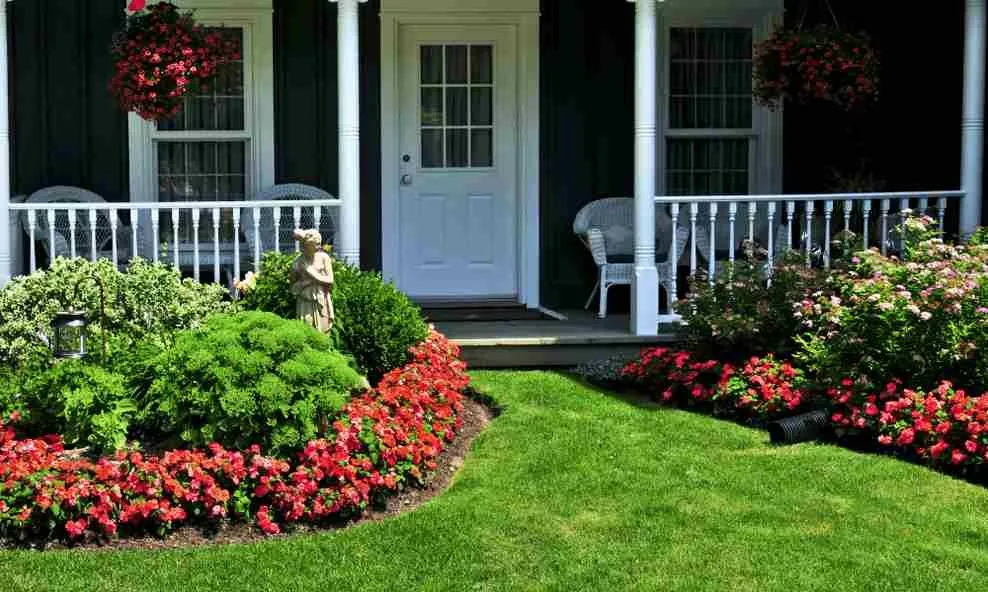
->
631;0;659;335
0;0;10;285
333;0;365;267
962;0;986;237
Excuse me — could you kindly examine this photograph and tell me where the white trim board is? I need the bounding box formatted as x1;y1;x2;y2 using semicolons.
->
380;2;540;309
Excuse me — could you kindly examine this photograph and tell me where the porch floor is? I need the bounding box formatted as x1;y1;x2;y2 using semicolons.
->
434;309;679;368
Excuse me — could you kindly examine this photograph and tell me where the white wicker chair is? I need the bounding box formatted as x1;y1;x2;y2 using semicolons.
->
244;183;338;262
573;197;690;318
19;186;132;265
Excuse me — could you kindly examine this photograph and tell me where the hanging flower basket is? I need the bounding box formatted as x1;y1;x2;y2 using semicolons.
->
752;24;880;113
110;1;241;122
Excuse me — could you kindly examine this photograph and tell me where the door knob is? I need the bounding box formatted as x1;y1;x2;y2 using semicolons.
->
400;174;413;186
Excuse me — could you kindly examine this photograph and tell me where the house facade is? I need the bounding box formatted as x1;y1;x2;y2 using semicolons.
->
0;0;985;334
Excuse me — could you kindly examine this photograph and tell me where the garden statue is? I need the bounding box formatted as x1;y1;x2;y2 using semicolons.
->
291;229;335;334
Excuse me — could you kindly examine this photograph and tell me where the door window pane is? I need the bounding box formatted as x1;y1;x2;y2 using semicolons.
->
418;43;495;169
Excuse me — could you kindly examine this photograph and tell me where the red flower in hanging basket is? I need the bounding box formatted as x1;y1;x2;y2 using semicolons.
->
110;2;241;122
753;24;880;113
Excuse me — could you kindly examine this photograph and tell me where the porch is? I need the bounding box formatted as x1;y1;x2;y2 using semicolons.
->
0;0;984;339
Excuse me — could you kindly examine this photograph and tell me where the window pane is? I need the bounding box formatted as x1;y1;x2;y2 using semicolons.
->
669;28;752;129
471;129;492;167
471;45;493;83
422;129;444;168
157;28;245;132
446;87;468;126
446;129;468;167
445;46;468;84
666;138;748;196
421;88;443;127
421;45;443;84
471;87;492;125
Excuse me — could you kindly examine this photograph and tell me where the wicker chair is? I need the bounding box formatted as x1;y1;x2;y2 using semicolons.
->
243;183;338;263
573;197;690;318
19;186;132;265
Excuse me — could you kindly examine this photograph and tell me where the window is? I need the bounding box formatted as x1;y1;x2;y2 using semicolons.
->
128;5;275;244
666;27;754;196
419;44;494;169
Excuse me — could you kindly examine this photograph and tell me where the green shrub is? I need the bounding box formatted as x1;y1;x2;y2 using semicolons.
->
137;311;367;453
238;250;429;382
0;257;230;368
675;250;829;359
238;251;295;318
15;360;135;452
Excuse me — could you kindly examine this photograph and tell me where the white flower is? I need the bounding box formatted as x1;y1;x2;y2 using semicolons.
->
920;312;932;321
907;304;921;316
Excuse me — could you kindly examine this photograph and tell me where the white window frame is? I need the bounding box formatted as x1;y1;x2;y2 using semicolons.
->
657;8;783;197
127;0;275;205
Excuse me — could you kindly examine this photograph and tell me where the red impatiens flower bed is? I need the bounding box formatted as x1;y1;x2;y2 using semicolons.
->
0;330;468;543
620;348;808;421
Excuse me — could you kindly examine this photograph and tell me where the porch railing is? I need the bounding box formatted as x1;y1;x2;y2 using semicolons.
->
654;190;966;293
10;198;343;286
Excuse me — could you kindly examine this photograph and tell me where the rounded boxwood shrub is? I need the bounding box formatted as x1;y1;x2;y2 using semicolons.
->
0;257;230;369
13;359;135;452
240;250;429;382
137;311;367;453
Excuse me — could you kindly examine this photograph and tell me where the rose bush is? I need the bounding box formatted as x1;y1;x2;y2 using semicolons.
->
0;330;468;544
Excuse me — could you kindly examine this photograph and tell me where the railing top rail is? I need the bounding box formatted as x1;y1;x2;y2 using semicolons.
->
10;198;344;211
654;190;965;205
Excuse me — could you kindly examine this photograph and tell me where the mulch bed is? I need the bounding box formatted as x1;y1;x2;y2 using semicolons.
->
13;395;495;552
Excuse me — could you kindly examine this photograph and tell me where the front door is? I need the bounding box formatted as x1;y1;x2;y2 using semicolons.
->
397;25;518;300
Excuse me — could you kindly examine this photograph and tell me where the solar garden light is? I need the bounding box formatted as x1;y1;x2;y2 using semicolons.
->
51;270;109;360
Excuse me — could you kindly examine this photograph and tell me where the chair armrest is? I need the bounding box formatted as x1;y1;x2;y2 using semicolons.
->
586;227;609;267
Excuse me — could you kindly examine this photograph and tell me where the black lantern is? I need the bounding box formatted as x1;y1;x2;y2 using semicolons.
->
52;311;89;360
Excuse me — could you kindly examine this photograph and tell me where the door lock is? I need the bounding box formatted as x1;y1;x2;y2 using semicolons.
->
400;174;413;186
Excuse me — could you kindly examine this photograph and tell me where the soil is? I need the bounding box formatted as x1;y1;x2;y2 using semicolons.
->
8;394;496;552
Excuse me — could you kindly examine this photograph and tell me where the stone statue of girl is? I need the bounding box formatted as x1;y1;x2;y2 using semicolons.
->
290;228;335;334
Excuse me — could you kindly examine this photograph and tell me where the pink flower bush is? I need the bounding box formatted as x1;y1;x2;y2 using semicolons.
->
0;331;468;543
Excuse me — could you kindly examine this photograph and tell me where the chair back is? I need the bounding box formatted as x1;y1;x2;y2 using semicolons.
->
245;183;338;257
573;197;677;258
21;186;114;260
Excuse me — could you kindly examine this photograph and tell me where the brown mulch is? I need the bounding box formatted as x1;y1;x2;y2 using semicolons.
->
13;395;496;552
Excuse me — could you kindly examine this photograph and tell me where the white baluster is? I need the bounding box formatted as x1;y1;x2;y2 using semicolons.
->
192;208;201;281
68;210;77;259
767;202;777;273
293;206;302;252
786;201;795;253
233;208;242;289
273;206;281;252
110;211;119;268
46;210;56;259
880;199;890;256
707;203;717;284
805;201;814;266
689;201;698;276
130;208;139;260
824;200;834;269
938;197;948;234
918;195;930;214
899;197;910;255
212;207;221;282
843;200;853;235
152;208;160;262
313;206;323;243
747;201;757;242
88;209;98;261
862;200;872;248
669;203;680;309
728;202;737;263
253;206;262;273
171;207;180;268
27;209;37;272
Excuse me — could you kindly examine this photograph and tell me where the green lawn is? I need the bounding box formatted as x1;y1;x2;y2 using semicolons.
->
4;371;988;591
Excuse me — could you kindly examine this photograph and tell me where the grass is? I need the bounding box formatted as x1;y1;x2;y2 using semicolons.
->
5;370;988;591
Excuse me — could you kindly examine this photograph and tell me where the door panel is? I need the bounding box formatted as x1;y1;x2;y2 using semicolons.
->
398;26;517;299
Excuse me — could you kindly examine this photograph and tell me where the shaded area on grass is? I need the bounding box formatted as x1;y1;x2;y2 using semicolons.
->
4;371;988;591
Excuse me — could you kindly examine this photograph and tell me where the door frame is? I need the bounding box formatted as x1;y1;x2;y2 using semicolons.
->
380;0;540;308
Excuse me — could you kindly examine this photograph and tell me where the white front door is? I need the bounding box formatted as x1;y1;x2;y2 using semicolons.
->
396;25;518;300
